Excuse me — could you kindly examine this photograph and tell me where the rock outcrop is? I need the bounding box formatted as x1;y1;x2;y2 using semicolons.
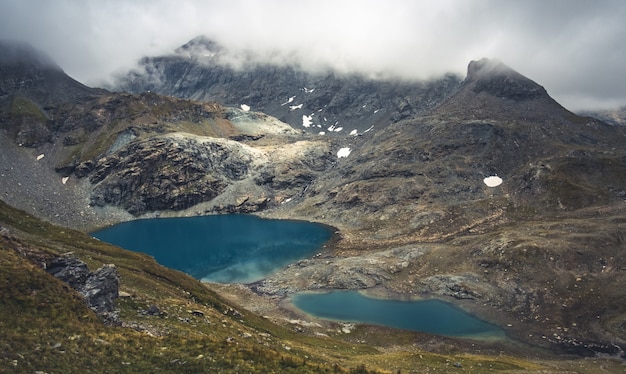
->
86;134;257;215
47;256;120;324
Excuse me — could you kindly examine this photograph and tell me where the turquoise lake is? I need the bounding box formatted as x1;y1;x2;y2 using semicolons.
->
91;214;334;283
292;291;505;338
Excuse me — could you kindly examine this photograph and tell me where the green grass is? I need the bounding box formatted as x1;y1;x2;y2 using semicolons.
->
8;95;48;121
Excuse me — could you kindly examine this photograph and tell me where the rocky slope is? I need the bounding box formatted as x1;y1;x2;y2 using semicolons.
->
253;58;626;357
116;36;461;136
2;41;626;364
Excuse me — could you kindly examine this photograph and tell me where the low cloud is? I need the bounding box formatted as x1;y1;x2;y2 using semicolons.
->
1;0;625;110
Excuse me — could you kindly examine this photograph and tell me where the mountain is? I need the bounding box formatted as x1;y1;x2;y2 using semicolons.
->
2;42;626;370
264;57;626;357
0;41;103;105
116;36;462;135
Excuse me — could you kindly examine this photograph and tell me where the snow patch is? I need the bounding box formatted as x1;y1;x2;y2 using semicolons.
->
303;87;315;93
483;175;503;187
364;125;374;133
302;114;313;128
62;177;69;185
319;131;326;135
36;154;44;161
281;96;296;106
289;104;303;111
337;147;351;158
328;121;341;132
349;129;358;136
240;104;250;112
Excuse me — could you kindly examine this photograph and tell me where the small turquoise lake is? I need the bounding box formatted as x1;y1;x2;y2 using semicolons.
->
292;291;505;338
91;214;334;283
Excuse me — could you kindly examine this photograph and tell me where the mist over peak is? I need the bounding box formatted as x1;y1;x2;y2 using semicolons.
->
466;58;513;80
0;40;60;70
464;58;547;101
175;36;223;58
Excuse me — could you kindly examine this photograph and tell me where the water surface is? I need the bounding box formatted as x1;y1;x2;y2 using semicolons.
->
92;214;333;283
292;291;505;338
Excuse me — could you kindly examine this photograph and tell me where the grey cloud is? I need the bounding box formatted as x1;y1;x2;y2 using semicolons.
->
1;0;625;110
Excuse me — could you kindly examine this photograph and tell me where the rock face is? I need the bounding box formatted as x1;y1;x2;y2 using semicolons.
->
47;256;120;324
116;36;461;135
87;134;256;215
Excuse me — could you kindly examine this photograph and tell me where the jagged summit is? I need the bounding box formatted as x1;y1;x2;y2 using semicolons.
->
433;58;572;122
465;58;547;101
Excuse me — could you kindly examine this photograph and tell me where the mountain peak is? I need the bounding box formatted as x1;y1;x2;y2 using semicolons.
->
175;36;223;56
0;41;102;106
466;58;511;78
0;40;60;70
433;58;573;121
464;58;547;101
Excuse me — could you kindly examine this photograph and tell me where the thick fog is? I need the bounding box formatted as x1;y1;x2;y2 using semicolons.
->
1;0;625;110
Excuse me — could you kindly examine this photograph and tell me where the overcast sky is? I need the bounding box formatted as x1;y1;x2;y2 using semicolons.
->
1;0;625;110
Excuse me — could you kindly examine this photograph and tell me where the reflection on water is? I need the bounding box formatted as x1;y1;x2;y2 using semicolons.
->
292;291;505;338
92;214;333;283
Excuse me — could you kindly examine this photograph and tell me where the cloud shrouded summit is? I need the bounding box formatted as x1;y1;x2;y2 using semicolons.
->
1;0;626;110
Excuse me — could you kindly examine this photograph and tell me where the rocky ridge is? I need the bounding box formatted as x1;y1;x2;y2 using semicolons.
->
116;36;461;136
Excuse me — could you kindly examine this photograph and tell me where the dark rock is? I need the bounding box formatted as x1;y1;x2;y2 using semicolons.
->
54;162;77;177
145;305;162;316
46;256;90;290
46;256;120;324
81;264;119;317
74;160;95;178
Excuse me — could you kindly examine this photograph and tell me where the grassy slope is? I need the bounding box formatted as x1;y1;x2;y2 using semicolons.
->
1;200;624;373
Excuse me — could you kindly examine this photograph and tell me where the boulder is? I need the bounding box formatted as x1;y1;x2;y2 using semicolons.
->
46;256;120;324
